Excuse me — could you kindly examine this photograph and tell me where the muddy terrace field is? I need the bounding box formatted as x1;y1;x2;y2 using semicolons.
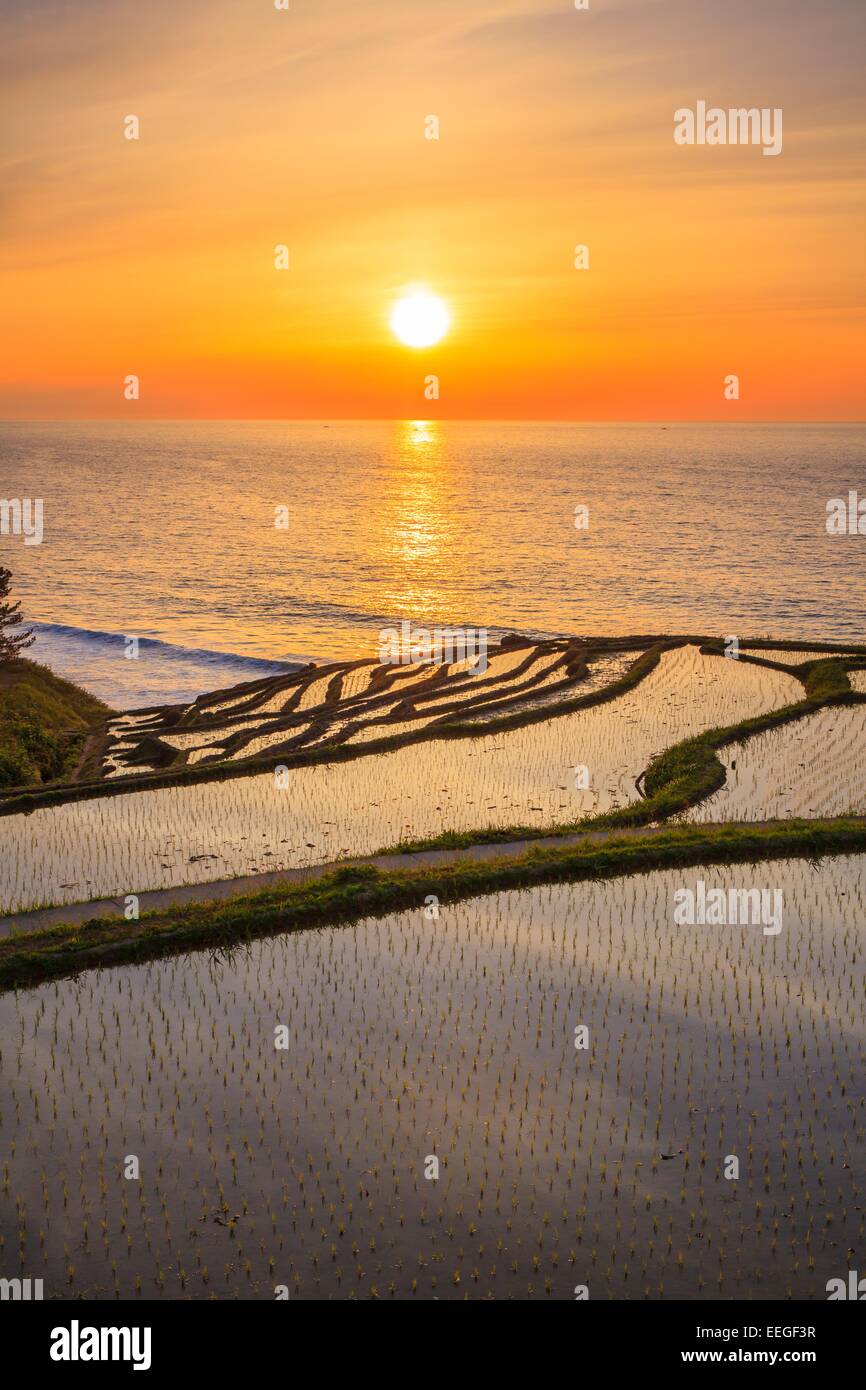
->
1;856;862;1301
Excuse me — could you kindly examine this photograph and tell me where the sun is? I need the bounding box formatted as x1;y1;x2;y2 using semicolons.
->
390;290;450;348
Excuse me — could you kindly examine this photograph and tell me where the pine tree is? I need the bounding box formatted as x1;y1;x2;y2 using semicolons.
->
0;566;35;663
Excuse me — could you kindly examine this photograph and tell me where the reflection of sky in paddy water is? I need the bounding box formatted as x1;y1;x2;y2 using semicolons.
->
2;855;862;1300
687;704;866;822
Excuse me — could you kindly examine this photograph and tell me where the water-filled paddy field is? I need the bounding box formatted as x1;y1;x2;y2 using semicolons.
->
687;705;866;823
739;649;860;665
1;856;862;1300
102;641;602;775
0;647;799;913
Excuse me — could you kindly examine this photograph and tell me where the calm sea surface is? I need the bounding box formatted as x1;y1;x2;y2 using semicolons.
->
1;421;863;706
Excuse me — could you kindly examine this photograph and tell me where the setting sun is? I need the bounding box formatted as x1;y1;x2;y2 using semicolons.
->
390;291;451;349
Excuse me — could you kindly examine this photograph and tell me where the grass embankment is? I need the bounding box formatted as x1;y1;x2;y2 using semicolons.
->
0;659;111;791
3;816;865;992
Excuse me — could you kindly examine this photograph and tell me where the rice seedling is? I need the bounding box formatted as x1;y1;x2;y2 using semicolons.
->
735;648;862;666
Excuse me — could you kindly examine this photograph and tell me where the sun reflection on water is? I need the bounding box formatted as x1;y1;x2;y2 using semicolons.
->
375;420;460;618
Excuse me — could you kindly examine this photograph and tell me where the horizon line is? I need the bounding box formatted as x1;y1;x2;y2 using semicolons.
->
2;418;865;427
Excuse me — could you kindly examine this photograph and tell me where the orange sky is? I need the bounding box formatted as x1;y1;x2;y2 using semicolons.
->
1;0;864;420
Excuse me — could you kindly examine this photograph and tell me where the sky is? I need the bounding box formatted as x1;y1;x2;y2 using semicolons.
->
0;0;864;420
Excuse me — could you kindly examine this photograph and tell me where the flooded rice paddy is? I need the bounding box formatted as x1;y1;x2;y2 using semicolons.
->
687;705;866;823
1;855;862;1300
737;650;861;666
101;641;590;777
0;647;800;913
98;640;838;779
457;650;636;724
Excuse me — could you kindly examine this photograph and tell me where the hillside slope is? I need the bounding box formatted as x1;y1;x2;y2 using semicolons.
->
0;659;112;790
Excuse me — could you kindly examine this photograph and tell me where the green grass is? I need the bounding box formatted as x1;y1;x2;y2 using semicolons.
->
799;657;856;700
0;658;112;791
2;816;865;992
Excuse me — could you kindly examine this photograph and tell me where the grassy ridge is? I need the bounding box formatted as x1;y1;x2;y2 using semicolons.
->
0;659;111;790
2;817;865;992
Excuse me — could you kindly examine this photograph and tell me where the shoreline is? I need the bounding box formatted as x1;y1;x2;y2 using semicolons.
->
28;619;312;710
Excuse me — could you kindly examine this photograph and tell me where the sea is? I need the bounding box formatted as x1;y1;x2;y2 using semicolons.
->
1;420;863;708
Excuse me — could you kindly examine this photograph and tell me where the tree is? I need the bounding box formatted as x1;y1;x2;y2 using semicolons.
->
0;566;35;663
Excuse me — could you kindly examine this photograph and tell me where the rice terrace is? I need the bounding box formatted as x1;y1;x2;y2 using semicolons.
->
0;632;864;1301
1;0;865;1337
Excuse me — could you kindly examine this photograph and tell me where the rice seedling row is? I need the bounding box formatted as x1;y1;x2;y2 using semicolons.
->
686;705;866;823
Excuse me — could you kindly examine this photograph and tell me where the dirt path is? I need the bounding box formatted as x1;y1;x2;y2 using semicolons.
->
0;822;689;937
3;815;865;940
